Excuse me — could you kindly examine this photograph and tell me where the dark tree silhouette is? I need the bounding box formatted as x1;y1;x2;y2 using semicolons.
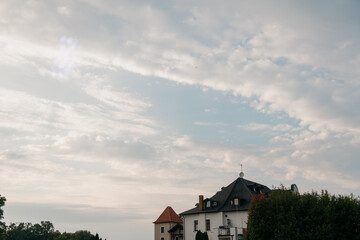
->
0;195;6;240
247;188;360;240
0;194;105;240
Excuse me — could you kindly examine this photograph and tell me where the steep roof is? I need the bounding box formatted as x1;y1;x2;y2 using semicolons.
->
154;206;183;224
168;223;183;233
180;177;271;215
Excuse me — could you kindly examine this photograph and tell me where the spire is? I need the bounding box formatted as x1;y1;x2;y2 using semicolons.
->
239;164;244;178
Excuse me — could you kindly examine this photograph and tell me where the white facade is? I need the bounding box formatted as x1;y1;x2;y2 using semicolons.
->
180;176;273;240
183;211;248;240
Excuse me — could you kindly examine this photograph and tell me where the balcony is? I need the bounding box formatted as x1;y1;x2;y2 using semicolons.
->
217;226;247;240
218;226;231;236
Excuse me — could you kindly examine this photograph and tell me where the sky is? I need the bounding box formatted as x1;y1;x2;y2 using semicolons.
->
0;0;360;239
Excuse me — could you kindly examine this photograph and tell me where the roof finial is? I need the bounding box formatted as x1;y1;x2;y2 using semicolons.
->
239;164;244;178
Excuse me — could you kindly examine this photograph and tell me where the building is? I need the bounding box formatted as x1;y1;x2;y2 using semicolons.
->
180;172;271;240
154;206;184;240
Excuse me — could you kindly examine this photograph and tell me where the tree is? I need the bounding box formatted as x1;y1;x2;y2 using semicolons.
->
0;194;105;240
195;230;208;240
4;224;103;240
0;195;6;240
247;189;360;240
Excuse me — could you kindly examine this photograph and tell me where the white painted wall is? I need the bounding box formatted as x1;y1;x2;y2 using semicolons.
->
224;211;248;235
184;214;198;240
183;211;248;240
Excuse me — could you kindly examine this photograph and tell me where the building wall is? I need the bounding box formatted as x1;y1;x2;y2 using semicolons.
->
184;212;223;240
224;211;248;235
154;222;177;240
183;211;248;240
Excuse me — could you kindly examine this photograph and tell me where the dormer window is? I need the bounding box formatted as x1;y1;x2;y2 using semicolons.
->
206;201;211;208
231;197;240;206
212;201;218;207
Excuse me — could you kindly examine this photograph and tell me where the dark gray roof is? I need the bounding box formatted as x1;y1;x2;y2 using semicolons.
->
180;177;271;215
168;223;183;233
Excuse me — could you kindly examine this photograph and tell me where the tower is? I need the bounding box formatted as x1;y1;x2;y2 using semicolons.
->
154;206;183;240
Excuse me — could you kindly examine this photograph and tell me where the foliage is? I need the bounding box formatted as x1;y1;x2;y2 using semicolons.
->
3;223;105;240
5;221;57;240
0;196;5;220
3;223;104;240
247;188;360;240
0;195;6;240
195;230;209;240
0;194;105;240
53;230;103;240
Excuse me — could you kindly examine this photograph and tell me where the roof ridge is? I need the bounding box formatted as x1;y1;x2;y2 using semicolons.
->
217;177;240;210
241;178;255;196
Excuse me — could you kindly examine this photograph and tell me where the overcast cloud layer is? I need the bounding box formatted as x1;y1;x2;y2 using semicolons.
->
1;1;360;239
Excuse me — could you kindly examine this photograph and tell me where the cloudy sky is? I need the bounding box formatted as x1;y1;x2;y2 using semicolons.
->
1;0;360;239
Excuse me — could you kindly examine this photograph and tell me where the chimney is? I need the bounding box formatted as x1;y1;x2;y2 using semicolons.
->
199;195;204;211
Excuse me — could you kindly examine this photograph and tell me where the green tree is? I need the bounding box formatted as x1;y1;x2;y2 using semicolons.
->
195;231;202;240
4;222;104;240
53;230;104;240
0;195;104;240
72;230;95;240
5;222;32;240
195;230;208;240
0;195;6;240
247;189;360;240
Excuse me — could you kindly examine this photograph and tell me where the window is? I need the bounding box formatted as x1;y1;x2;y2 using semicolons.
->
175;237;179;240
161;238;164;240
194;220;198;231
206;219;211;231
206;201;211;208
161;226;164;233
234;198;239;206
212;201;218;207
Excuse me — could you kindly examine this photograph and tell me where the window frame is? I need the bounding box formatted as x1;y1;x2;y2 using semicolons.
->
206;219;211;231
194;220;198;231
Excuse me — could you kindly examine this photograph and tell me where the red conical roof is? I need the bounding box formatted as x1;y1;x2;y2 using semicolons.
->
154;206;182;224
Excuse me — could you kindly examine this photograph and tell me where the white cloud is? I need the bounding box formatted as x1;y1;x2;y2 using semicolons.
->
193;121;226;127
1;1;360;239
4;0;358;136
240;123;295;132
1;0;358;194
57;6;71;16
0;87;156;138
